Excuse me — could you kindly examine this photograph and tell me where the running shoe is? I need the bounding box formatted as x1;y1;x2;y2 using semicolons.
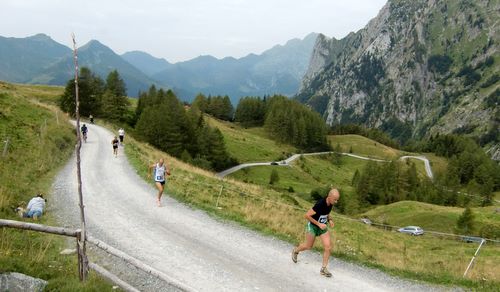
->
320;267;332;277
291;248;298;263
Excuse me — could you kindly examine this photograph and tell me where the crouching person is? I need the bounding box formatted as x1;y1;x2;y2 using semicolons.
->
23;194;46;220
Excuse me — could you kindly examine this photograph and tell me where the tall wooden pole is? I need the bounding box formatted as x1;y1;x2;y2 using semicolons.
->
72;33;88;281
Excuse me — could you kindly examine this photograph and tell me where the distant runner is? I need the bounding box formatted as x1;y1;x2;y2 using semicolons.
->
292;188;340;277
81;124;88;143
111;136;119;157
148;158;171;206
118;128;125;145
89;114;94;124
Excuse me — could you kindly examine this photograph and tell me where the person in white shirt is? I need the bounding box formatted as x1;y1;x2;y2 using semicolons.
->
148;158;171;206
24;194;46;220
118;128;125;145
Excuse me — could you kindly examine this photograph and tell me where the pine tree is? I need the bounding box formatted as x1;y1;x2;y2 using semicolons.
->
105;70;127;97
59;67;104;116
456;207;475;235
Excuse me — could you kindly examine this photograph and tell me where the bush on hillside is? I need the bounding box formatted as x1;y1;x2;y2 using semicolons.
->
455;207;475;235
479;222;500;240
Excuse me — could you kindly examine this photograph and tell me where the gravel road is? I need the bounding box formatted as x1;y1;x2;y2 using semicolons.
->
51;123;446;291
217;151;433;179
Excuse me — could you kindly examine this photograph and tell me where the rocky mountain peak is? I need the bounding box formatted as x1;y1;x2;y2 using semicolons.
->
297;0;499;158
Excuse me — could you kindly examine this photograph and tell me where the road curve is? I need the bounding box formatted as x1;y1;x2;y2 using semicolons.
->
217;152;433;179
399;156;434;179
51;123;441;291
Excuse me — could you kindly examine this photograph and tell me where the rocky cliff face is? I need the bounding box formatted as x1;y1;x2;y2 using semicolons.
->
297;0;499;157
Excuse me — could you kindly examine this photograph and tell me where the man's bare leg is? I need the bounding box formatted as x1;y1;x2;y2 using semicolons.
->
319;232;332;277
292;232;315;263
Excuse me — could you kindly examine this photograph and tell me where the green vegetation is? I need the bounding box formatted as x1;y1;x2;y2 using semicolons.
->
329;123;400;149
329;134;402;159
206;116;296;163
456;207;475;235
0;82;112;290
234;96;267;127
362;201;500;236
265;95;329;151
59;67;132;124
192;93;234;121
135;86;236;171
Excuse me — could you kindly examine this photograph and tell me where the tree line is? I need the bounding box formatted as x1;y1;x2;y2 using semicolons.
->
59;68;132;123
234;96;330;151
192;94;234;121
135;86;237;171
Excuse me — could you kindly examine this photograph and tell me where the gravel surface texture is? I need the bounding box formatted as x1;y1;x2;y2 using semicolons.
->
51;123;452;291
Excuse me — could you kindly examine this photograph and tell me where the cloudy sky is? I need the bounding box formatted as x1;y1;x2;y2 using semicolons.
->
1;0;386;62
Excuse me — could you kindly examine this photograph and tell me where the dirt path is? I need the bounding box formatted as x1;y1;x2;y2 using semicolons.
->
51;123;442;291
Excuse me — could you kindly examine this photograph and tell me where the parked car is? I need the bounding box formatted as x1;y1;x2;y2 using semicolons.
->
398;226;424;236
270;161;279;165
461;236;484;243
360;218;372;225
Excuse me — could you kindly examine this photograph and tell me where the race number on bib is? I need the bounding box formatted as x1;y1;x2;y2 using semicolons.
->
319;215;328;224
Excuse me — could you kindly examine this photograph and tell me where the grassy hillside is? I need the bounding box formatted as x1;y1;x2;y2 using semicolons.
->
329;134;403;159
0;82;112;290
230;155;367;202
206;117;296;163
122;123;500;289
222;128;436;202
362;201;500;235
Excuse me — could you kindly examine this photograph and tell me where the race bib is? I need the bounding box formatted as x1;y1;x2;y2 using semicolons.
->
319;215;328;224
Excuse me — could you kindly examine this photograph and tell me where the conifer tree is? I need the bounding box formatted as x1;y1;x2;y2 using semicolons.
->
456;207;475;235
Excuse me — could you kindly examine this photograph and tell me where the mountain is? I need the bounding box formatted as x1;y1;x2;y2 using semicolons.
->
31;40;157;96
151;33;318;103
297;0;499;158
0;33;317;101
121;51;172;76
0;33;71;82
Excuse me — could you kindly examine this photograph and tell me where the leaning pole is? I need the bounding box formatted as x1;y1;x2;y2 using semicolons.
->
72;33;88;281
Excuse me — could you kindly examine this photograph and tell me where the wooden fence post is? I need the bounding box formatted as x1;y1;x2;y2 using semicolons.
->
76;229;88;281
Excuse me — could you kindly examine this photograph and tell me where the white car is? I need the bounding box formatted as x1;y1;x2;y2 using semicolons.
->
398;226;424;236
360;218;372;225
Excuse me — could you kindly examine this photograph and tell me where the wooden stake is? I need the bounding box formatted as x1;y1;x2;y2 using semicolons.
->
72;33;88;281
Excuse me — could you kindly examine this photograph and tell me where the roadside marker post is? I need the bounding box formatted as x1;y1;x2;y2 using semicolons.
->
2;138;9;157
215;185;224;209
463;239;486;277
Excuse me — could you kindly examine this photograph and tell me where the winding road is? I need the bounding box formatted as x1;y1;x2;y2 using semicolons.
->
51;123;441;291
217;152;434;179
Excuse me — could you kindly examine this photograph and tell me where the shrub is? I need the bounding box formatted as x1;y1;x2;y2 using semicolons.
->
479;223;500;240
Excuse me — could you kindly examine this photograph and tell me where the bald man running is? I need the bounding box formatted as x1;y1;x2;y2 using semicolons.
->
292;188;340;277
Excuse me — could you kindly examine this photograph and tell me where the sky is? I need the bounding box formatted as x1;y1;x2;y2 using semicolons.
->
0;0;387;63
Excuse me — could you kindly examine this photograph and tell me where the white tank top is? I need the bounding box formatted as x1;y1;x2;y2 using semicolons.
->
154;163;166;182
